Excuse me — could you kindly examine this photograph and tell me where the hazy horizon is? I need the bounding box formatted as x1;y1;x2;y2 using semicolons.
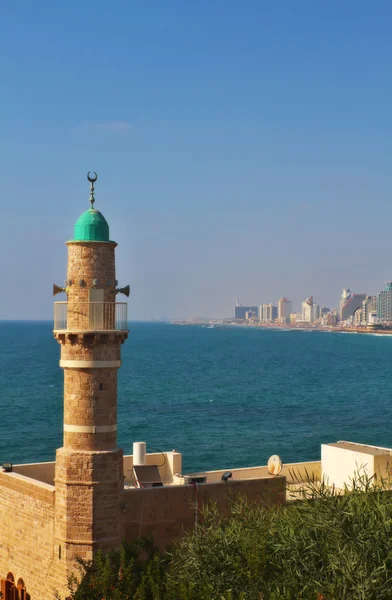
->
1;2;391;321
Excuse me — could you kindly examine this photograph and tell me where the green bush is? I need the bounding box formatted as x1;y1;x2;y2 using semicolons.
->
66;474;392;600
61;538;168;600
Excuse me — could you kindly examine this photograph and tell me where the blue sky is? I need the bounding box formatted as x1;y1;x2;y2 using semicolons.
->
0;1;391;319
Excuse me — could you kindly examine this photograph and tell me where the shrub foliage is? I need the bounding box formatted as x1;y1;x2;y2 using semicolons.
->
65;475;392;600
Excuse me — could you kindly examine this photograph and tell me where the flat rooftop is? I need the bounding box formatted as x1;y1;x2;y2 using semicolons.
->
325;441;392;456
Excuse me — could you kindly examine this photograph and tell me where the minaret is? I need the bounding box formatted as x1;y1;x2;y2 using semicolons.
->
53;173;128;569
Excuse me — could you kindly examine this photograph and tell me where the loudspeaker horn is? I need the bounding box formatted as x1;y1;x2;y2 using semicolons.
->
53;284;66;296
116;285;130;297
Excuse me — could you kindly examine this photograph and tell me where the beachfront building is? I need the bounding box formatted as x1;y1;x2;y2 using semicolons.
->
260;303;278;323
340;289;351;317
321;310;338;327
368;311;379;325
362;295;377;324
277;298;292;324
235;302;259;320
302;296;320;323
377;283;392;323
245;310;258;321
340;293;367;322
353;307;363;326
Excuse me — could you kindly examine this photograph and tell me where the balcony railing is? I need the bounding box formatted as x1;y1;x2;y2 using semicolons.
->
54;302;128;331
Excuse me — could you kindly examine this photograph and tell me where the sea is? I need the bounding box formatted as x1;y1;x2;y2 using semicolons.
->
1;321;392;473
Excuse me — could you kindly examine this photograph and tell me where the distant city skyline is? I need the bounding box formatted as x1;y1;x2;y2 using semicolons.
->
232;282;392;328
234;289;366;321
1;2;392;321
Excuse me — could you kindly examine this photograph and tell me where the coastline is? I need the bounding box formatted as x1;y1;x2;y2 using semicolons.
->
170;321;392;336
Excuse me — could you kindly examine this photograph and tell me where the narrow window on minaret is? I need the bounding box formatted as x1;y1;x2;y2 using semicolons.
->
99;383;103;391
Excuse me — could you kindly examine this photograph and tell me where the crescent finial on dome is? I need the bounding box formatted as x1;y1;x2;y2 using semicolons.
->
87;171;98;208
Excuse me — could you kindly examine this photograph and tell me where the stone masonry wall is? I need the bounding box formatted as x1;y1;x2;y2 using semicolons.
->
54;448;123;560
66;241;116;305
60;337;122;361
0;472;61;600
0;470;285;599
64;241;117;330
55;333;126;451
120;476;286;550
63;368;118;451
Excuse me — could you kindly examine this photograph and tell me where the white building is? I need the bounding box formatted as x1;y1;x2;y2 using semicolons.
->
362;295;377;325
302;296;320;323
340;289;351;318
260;303;277;323
377;283;392;323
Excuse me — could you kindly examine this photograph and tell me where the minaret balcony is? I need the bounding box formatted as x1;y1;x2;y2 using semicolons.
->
54;301;128;332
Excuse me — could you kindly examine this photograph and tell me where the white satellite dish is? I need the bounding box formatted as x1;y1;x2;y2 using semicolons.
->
267;454;283;476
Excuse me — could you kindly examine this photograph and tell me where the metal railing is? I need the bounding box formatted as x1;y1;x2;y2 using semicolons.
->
54;302;128;331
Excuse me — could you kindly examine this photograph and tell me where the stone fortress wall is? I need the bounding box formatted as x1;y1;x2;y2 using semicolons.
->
0;471;60;600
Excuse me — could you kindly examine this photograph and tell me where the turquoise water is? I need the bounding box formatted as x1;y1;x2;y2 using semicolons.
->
1;322;392;473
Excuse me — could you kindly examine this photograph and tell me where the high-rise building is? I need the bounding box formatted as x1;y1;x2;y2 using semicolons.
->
244;310;258;321
321;310;338;327
260;303;277;322
362;295;377;324
341;293;367;321
277;298;292;324
353;307;363;325
377;283;392;322
235;304;259;320
302;296;320;323
340;289;351;317
368;311;379;325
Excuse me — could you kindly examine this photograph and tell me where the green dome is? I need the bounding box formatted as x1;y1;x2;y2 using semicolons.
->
73;209;110;241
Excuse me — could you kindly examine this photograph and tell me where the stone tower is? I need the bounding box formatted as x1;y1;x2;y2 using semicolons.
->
53;173;128;572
